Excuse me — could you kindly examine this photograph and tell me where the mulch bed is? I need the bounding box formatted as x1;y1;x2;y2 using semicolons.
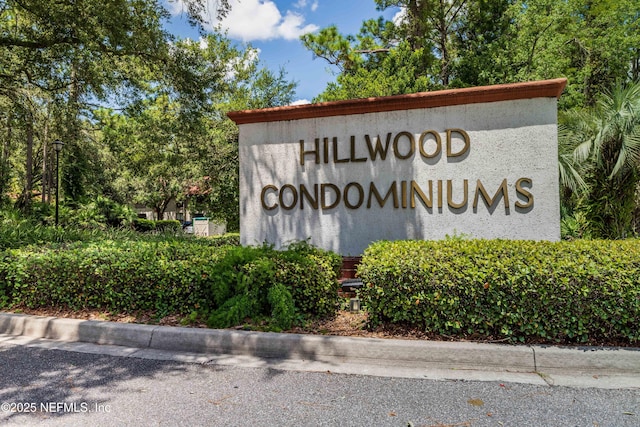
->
4;306;636;348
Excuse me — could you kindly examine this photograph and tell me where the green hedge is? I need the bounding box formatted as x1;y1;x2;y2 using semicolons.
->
132;218;181;233
202;233;240;247
131;218;156;232
0;241;225;315
0;219;239;251
357;239;640;344
0;238;339;329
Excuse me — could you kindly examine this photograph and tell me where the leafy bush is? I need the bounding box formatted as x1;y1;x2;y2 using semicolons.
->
155;220;181;232
131;219;182;233
560;211;591;240
0;215;239;250
205;242;341;329
0;217;122;250
0;236;339;329
357;239;640;344
132;218;156;232
59;196;135;228
268;283;296;330
205;233;240;247
0;241;228;316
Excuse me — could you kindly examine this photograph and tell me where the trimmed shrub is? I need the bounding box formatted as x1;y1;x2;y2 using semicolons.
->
155;220;181;232
0;241;227;315
357;239;640;344
203;233;240;247
132;219;181;233
132;218;156;233
0;237;340;329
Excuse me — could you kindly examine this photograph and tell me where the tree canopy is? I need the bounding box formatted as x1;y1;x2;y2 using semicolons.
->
0;0;294;229
303;0;639;108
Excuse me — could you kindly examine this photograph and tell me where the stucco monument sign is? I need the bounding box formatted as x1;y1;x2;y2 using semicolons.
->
228;78;567;255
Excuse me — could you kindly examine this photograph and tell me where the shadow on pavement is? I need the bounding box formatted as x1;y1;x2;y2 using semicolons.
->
0;342;189;423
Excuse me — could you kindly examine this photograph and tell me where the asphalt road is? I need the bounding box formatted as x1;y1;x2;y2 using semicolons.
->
0;341;638;427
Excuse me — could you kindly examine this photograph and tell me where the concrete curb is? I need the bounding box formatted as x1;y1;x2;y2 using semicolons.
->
1;312;639;388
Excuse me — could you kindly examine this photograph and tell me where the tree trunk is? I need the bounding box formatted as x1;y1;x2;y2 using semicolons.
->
0;119;10;198
41;121;49;203
155;197;172;220
438;12;449;86
18;116;34;210
406;0;424;52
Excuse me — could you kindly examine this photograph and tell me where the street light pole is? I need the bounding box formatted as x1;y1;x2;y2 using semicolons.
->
52;140;64;226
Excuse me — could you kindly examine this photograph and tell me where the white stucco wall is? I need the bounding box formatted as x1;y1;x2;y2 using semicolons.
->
238;96;560;255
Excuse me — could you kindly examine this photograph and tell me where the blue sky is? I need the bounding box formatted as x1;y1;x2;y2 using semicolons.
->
164;0;400;104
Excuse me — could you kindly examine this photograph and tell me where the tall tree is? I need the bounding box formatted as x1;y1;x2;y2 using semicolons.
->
376;0;470;85
302;18;437;101
451;0;513;86
302;0;476;101
303;0;639;108
0;0;232;206
96;33;296;227
485;0;640;108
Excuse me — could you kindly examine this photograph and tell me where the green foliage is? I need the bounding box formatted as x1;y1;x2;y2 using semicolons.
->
0;215;128;250
0;210;239;250
560;81;640;238
132;218;156;233
0;241;228;315
131;218;182;233
206;233;240;247
207;294;258;329
155;220;181;232
0;0;210;210
268;283;296;330
305;0;639;110
1;1;292;227
358;239;640;344
206;242;341;328
0;229;337;330
56;197;136;228
560;211;591;240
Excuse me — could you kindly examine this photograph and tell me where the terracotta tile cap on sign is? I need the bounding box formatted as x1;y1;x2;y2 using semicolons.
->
227;78;567;125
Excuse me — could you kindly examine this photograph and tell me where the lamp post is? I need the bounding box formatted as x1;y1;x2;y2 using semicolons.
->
52;140;64;226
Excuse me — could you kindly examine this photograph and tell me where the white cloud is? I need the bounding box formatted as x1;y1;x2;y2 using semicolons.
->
290;99;311;106
176;36;260;81
170;0;319;42
392;7;407;25
166;0;184;15
277;11;317;40
292;0;318;9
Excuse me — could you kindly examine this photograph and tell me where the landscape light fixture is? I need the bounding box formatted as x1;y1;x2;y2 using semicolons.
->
53;140;64;226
